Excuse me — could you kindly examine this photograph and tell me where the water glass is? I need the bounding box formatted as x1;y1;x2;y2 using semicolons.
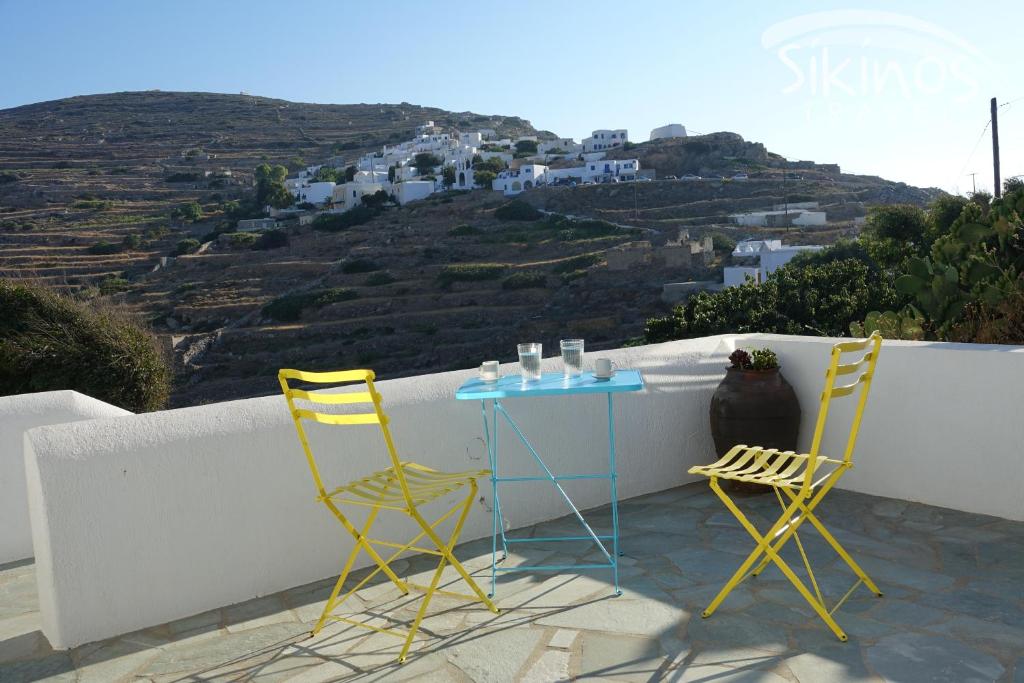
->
517;343;542;382
479;360;499;382
560;339;584;378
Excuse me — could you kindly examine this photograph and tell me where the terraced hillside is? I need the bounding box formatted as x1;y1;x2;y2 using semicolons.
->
0;91;943;408
0;91;541;293
125;191;684;406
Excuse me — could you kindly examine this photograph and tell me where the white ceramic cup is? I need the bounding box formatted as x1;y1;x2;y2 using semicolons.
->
479;360;499;382
595;358;617;378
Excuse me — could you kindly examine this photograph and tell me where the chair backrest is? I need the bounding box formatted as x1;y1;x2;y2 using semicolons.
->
278;368;408;500
807;332;883;469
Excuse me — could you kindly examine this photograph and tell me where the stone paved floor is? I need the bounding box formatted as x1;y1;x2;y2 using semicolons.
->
2;483;1023;682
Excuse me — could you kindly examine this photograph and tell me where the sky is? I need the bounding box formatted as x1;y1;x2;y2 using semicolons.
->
1;0;1021;194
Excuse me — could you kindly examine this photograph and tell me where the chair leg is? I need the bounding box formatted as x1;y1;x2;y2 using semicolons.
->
312;507;381;636
779;488;883;597
704;478;849;641
409;482;500;616
398;486;494;662
324;499;409;594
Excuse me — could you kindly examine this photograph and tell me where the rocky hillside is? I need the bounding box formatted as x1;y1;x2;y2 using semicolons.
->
0;91;945;407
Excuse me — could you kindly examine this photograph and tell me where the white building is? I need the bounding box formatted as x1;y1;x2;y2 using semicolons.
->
582;129;628;153
492;164;548;196
292;181;336;205
332;182;388;212
581;159;640;183
650;124;687;141
724;240;823;287
393;181;435;205
538;138;581;155
730;210;827;227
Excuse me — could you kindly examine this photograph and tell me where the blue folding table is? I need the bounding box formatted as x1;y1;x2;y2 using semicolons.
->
455;370;644;597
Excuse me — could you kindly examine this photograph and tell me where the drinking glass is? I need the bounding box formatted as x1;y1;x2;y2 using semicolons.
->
517;343;542;382
560;339;584;378
479;360;499;382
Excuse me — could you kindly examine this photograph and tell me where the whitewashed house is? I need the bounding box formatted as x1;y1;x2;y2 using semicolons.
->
538;138;581;155
724;240;824;287
292;181;336;205
393;181;435;205
492;164;548;196
582;129;628;153
581;159;640;183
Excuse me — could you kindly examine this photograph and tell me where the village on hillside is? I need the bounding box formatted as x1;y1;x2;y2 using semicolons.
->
258;120;824;289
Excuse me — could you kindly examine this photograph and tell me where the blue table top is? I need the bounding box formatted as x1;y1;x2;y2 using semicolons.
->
456;370;644;400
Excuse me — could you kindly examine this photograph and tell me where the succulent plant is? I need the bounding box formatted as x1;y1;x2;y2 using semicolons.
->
750;348;779;371
728;349;751;370
729;348;778;371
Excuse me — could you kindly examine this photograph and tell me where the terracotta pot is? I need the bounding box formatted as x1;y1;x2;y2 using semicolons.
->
709;367;801;494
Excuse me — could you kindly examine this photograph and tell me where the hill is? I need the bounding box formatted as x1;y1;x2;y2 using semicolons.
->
0;91;944;407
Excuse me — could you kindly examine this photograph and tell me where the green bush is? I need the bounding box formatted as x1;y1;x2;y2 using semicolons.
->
98;276;131;295
174;238;201;255
494;200;541;221
312;206;378;232
364;271;396;286
253;229;289;250
644;258;898;342
552;252;603;273
262;288;358;322
0;279;170;411
437;263;506;286
0;172;19;184
73;199;113;211
502;271;547;290
87;241;122;255
449;224;482;236
165;172;202;183
341;258;380;274
223;232;258;248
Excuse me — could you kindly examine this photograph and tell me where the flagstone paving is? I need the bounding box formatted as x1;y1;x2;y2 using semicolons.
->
1;483;1022;682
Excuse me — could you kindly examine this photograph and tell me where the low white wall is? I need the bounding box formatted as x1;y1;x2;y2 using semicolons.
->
742;334;1024;522
0;391;130;563
24;336;728;649
21;333;1024;649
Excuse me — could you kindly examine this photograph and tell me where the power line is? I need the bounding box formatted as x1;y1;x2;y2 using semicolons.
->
955;119;991;190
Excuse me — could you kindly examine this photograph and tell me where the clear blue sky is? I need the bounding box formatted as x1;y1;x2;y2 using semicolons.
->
1;0;1021;193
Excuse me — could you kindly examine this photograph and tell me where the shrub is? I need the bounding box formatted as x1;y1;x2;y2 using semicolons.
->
174;238;201;255
0;172;18;184
121;234;142;250
364;271;396;286
437;263;506;286
224;232;258;248
98;276;131;295
449;224;482;236
552;252;603;273
73;199;113;210
494;200;541;221
253;229;289;250
341;258;380;274
87;241;122;255
312;205;378;232
0;279;170;411
502;271;547;290
262;288;358;322
165;172;202;183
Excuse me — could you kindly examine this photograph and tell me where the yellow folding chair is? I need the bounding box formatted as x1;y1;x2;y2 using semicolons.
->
688;332;884;641
279;368;498;663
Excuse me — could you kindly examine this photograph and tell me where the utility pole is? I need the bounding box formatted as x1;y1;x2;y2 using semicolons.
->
968;172;977;194
991;97;1001;198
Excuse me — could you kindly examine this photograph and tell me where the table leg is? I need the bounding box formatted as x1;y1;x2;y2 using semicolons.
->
608;393;622;596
